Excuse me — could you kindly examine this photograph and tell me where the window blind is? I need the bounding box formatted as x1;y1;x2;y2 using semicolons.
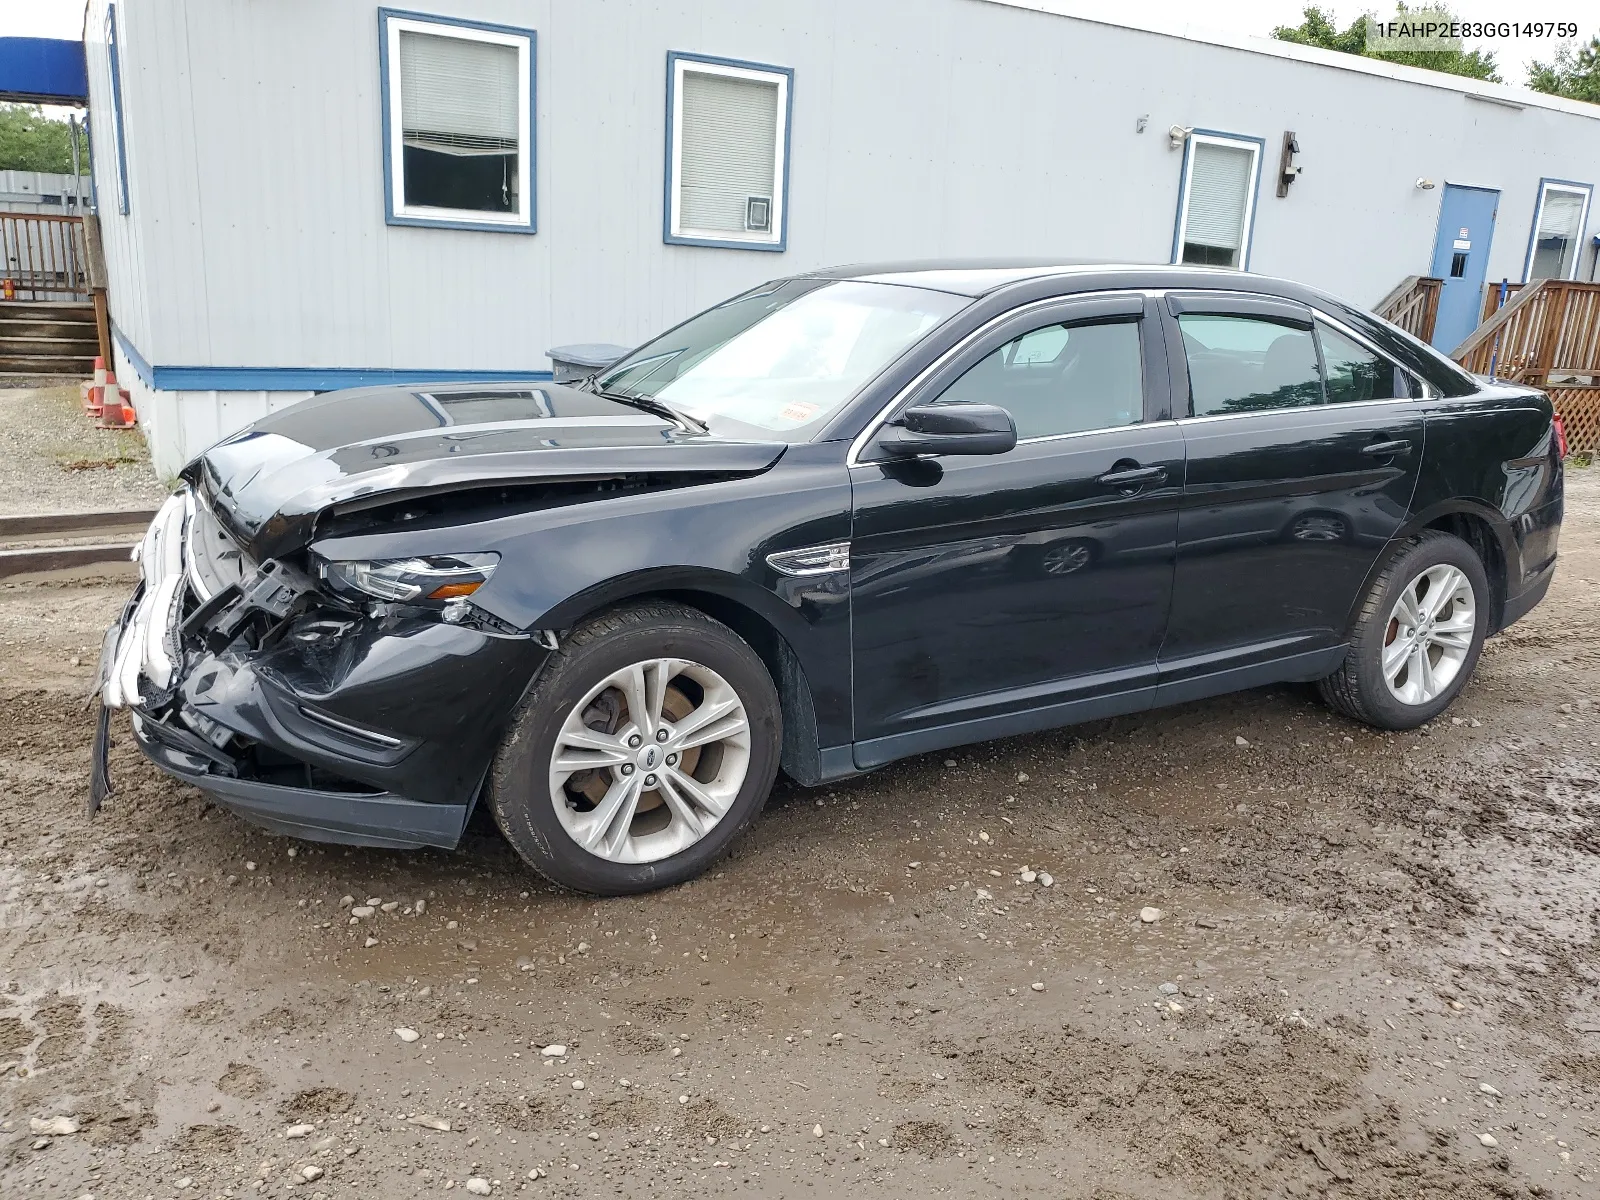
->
1184;142;1255;252
1532;188;1586;278
399;30;519;155
678;71;780;235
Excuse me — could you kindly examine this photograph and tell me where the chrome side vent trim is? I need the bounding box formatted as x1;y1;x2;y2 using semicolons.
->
766;542;850;577
296;705;407;749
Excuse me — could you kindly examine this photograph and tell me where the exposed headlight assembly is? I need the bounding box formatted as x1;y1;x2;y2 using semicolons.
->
319;553;499;603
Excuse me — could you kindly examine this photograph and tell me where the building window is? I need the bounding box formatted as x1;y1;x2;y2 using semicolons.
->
1172;132;1263;270
106;3;130;215
1525;179;1592;281
665;52;792;251
379;9;535;233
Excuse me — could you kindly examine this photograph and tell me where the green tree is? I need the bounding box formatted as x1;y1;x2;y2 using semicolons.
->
1272;4;1501;82
1529;35;1600;104
0;104;90;174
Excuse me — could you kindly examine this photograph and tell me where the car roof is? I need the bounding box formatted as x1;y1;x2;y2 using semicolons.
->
801;259;1303;299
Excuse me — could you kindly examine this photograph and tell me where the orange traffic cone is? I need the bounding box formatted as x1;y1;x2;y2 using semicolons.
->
84;370;114;418
96;385;135;429
81;356;107;406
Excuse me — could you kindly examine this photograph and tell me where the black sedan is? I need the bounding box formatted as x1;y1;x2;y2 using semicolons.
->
94;261;1564;895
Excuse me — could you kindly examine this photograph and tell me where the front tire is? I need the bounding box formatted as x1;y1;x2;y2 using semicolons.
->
488;601;781;895
1317;531;1490;730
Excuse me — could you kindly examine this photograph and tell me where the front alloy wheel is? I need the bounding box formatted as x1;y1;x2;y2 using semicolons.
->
489;601;781;895
550;658;751;863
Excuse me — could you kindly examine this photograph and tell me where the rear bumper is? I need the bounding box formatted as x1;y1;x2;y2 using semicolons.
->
1500;494;1561;632
1502;561;1555;631
132;714;468;849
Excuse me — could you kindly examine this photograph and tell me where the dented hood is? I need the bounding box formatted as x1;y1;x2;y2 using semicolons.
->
183;382;787;561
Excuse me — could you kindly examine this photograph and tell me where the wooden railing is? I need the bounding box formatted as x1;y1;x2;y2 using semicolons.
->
1482;282;1526;323
1374;275;1442;343
1452;278;1600;383
0;212;90;301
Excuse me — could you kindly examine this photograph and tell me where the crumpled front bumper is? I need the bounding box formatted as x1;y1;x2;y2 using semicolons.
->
92;488;548;849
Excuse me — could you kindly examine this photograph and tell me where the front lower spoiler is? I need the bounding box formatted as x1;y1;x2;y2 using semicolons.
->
132;715;468;849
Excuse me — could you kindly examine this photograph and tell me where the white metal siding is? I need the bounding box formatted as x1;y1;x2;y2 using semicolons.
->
83;0;1600;475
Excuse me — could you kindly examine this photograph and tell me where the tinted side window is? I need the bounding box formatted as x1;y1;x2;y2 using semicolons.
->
1316;320;1405;405
1177;314;1322;416
934;319;1144;439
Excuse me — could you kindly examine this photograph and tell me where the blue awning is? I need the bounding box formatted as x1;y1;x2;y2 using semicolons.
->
0;38;88;106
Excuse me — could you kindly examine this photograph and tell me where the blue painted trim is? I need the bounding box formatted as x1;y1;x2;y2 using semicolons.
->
663;50;793;253
0;37;89;104
111;324;152;387
106;4;130;216
1170;128;1267;271
1521;176;1594;283
113;325;553;392
378;8;537;234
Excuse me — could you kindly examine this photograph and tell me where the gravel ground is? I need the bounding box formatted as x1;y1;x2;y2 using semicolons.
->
1;468;1598;1199
0;384;170;516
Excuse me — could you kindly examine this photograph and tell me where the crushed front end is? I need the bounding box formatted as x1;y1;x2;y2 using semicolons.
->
93;487;548;849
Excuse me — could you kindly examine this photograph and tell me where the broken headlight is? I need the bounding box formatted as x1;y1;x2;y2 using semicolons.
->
318;553;499;603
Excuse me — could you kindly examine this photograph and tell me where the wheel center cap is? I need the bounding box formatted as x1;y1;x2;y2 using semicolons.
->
638;744;663;771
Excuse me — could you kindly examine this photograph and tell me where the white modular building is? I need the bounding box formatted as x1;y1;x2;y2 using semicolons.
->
78;0;1600;477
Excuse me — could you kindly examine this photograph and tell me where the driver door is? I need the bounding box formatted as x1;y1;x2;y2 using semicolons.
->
848;294;1184;768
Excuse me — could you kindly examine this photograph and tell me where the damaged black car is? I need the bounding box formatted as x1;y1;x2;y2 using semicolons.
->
95;262;1564;895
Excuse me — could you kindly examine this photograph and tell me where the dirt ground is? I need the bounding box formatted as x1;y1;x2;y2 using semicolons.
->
0;385;169;515
2;470;1599;1200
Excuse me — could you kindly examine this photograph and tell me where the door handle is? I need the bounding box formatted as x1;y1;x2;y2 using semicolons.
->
1097;465;1167;490
1361;438;1413;458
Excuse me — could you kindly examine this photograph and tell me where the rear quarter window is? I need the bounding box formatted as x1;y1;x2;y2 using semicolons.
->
1316;301;1479;398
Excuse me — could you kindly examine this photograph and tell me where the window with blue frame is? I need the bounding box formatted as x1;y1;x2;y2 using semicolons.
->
665;53;792;251
379;9;535;232
1172;132;1264;270
106;3;130;215
1525;179;1592;281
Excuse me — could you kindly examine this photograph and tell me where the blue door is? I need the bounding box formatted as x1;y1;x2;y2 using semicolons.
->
1428;184;1499;353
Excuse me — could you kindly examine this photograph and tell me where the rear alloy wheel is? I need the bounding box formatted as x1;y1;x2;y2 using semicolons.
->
1317;531;1490;730
489;602;781;895
1378;563;1476;706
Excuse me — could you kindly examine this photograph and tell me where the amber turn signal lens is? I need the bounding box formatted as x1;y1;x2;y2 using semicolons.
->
426;580;483;600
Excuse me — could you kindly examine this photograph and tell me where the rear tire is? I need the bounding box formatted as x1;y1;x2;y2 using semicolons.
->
1317;531;1490;730
488;601;781;895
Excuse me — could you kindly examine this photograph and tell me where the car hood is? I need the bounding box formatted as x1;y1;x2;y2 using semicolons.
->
182;382;788;561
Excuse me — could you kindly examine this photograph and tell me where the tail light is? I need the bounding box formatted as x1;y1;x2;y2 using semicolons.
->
1552;413;1569;460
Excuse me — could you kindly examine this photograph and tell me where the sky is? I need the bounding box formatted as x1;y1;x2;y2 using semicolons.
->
1;0;1585;89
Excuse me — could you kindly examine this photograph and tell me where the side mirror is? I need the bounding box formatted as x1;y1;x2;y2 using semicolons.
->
873;403;1018;459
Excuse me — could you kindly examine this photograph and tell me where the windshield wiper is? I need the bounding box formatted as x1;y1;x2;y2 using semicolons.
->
586;379;708;434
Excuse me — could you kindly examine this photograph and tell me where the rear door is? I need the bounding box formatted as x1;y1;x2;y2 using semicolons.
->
1159;292;1425;696
848;294;1182;764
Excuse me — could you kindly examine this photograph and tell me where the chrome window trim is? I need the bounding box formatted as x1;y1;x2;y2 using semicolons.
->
1174;396;1424;427
846;289;1154;467
1013;417;1179;448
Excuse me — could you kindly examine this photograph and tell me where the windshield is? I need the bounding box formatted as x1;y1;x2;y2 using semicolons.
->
598;279;969;440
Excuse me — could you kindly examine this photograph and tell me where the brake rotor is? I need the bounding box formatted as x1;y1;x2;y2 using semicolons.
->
568;682;702;812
